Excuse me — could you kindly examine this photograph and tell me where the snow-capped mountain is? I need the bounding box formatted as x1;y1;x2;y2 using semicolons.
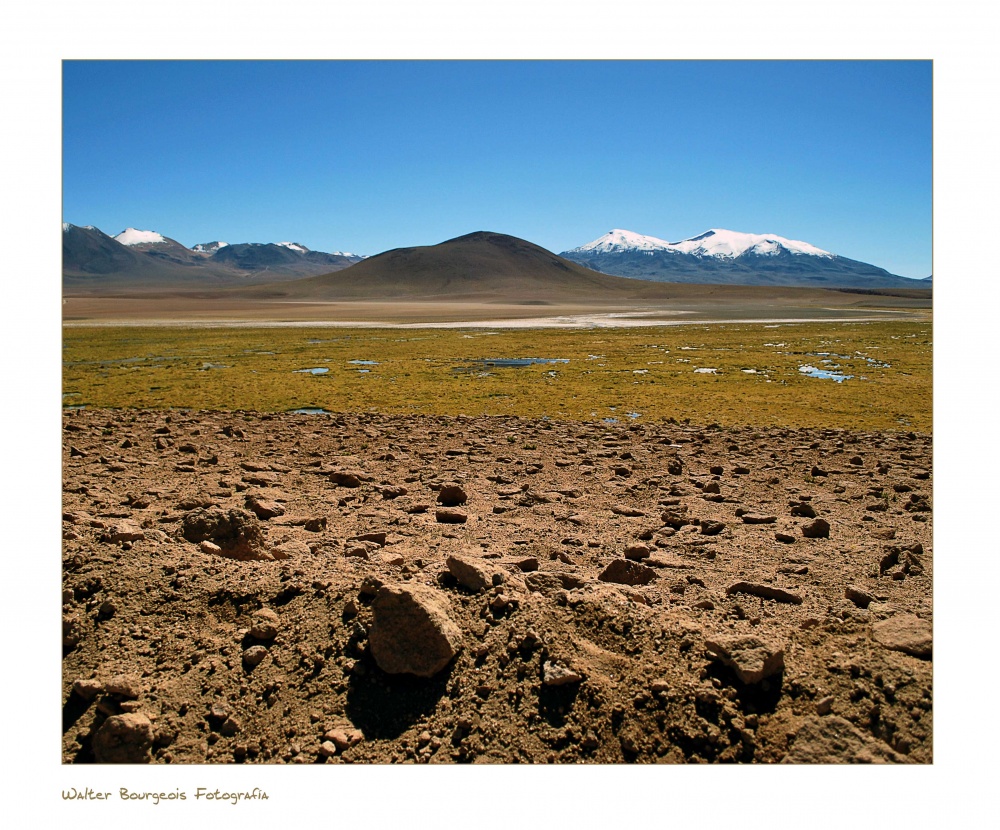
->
568;228;833;259
562;228;921;289
64;223;367;291
573;229;674;254
665;229;833;259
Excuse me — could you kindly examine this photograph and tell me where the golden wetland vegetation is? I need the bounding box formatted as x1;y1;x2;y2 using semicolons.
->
62;320;931;432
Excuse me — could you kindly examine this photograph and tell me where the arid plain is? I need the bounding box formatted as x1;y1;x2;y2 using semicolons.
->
62;284;932;765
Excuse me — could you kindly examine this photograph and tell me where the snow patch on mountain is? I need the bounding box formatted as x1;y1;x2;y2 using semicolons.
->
193;241;229;253
115;228;167;246
571;228;835;259
570;229;673;254
668;229;833;258
276;242;308;253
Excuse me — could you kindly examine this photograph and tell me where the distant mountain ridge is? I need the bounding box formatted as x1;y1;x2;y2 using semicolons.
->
63;224;367;293
561;228;923;289
236;230;895;308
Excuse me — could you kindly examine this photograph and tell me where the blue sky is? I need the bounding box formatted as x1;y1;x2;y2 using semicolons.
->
63;60;932;277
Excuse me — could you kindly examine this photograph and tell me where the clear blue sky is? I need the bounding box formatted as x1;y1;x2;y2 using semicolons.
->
63;60;931;277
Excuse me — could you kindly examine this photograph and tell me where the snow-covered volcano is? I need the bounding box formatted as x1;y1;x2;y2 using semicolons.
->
573;229;674;254
664;229;833;259
569;228;834;259
562;228;918;288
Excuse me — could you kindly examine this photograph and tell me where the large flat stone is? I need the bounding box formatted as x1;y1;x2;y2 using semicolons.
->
872;614;932;658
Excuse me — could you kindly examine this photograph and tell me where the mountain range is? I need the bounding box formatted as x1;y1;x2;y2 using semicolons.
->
237;230;928;310
243;230;665;302
63;223;927;295
63;224;366;292
559;229;922;289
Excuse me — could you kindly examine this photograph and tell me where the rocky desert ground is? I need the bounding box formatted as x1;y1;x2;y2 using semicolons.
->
62;407;932;764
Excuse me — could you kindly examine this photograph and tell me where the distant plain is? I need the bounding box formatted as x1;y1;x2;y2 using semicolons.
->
63;318;931;432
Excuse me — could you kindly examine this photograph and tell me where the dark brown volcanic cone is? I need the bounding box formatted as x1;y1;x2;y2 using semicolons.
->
242;231;678;302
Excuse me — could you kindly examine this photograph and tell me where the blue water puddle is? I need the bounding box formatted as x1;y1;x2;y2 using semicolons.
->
453;358;568;374
290;407;329;415
626;412;642;420
348;360;379;365
293;367;329;375
479;358;568;368
799;364;853;382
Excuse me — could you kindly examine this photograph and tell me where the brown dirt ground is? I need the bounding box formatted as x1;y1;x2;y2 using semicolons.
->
62;408;932;764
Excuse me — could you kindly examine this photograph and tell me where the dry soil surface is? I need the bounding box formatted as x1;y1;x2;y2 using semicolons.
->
62;408;932;764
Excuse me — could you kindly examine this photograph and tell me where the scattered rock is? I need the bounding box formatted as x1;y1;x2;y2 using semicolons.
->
105;674;141;699
542;660;583;686
329;471;363;488
182;508;269;560
599;559;656;586
845;585;877;609
245;494;286;519
726;581;803;605
271;539;310;559
92;713;154;763
801;518;831;538
700;520;725;536
60;411;933;765
325;728;364;751
704;635;785;684
446;553;493;592
624;544;651;560
109;521;145;543
524;572;583;595
437;485;468;507
741;514;777;525
249;608;280;641
435;509;468;524
242;645;269;668
72;678;104;701
369;584;463;677
872;614;932;658
243;472;279;487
